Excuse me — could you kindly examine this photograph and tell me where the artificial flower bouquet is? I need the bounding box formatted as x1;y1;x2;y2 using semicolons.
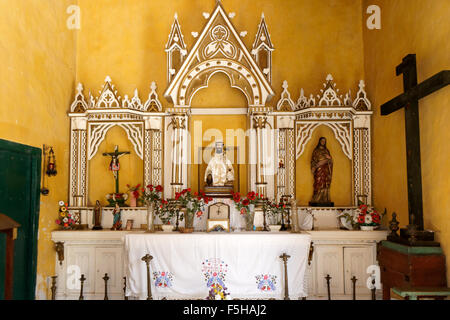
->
55;201;75;230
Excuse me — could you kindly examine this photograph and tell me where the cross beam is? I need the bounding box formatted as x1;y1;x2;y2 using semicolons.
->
380;54;450;230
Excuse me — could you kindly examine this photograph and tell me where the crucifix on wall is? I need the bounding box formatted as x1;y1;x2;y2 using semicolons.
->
381;54;449;237
103;145;130;194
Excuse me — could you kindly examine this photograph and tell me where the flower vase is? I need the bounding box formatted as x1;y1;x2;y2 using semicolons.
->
145;202;155;233
181;209;194;233
360;225;375;231
129;195;137;207
245;211;255;231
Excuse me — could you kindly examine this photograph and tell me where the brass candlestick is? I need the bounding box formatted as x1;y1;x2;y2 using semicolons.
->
50;276;57;300
103;273;109;300
79;274;86;300
325;274;332;300
351;276;357;300
142;254;153;300
279;253;291;300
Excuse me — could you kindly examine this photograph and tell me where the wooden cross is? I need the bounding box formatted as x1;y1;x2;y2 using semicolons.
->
381;54;450;230
102;145;130;194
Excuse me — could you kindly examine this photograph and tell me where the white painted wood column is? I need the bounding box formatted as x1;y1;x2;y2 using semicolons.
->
69;117;88;207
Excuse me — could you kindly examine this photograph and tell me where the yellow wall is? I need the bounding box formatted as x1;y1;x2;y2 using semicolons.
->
0;0;76;299
296;125;353;206
363;0;450;282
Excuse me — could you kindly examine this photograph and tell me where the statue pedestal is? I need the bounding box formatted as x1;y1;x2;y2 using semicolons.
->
204;185;234;198
309;201;334;207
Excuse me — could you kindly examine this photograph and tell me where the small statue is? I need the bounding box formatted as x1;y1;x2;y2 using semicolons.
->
279;159;285;169
310;137;333;206
204;142;234;187
92;200;103;230
111;203;122;230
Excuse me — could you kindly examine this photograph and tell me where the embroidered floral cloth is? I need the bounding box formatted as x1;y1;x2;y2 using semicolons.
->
124;232;311;299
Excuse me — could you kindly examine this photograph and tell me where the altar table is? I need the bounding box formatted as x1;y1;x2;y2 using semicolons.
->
124;232;312;300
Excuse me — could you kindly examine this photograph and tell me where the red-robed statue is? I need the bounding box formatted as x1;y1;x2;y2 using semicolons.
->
309;137;334;207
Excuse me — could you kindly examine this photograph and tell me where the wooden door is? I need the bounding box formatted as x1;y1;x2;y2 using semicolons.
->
95;247;123;296
66;247;96;296
0;139;41;300
343;247;373;295
314;245;344;296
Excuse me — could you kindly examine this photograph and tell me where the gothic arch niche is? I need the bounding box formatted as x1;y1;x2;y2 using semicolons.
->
88;125;144;206
295;125;352;206
164;4;274;107
190;71;248;108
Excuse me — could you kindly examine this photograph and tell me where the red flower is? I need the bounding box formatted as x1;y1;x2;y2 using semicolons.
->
247;191;256;201
240;208;247;215
233;193;241;203
196;211;203;218
141;188;145;193
358;215;365;224
372;215;380;224
187;188;191;192
194;192;198;196
175;192;181;200
155;185;163;192
242;199;250;206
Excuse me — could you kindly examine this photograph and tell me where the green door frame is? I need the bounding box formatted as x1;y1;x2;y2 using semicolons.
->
0;139;41;299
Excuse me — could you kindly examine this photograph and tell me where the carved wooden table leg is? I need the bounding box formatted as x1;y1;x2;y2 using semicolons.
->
279;253;291;300
351;276;357;300
51;276;57;300
123;277;128;300
325;274;332;300
142;254;153;300
103;273;109;300
79;274;86;300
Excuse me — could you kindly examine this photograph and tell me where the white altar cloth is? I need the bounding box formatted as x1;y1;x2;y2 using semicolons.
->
124;232;311;300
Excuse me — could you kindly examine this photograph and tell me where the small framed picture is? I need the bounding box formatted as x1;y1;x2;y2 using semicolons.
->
126;219;134;231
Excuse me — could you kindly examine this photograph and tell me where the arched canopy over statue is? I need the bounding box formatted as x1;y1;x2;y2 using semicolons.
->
204;142;234;198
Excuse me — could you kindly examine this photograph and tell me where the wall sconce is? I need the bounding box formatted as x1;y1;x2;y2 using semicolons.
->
41;144;57;195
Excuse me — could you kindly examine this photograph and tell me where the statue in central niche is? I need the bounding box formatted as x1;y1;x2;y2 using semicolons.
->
309;137;334;207
205;141;234;187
